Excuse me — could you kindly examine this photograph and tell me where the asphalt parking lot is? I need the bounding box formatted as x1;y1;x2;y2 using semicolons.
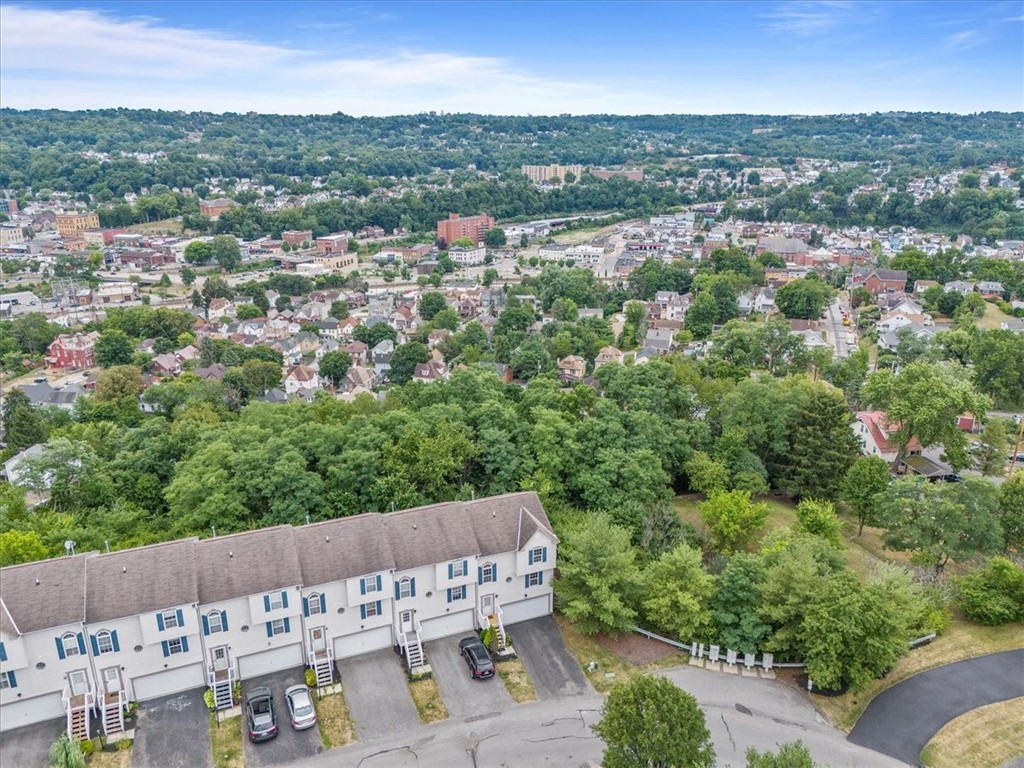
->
425;637;512;720
508;616;591;699
132;688;212;768
240;668;322;768
0;717;62;768
337;647;419;740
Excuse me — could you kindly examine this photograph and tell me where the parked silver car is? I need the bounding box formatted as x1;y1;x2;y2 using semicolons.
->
284;684;317;730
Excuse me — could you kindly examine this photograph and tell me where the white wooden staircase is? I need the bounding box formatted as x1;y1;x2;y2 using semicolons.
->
63;684;94;742
208;663;236;711
101;690;126;736
308;644;335;690
398;613;426;672
480;602;507;651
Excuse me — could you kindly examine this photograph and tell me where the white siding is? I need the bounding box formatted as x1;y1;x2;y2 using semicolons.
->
500;595;551;626
1;626;93;723
237;642;304;679
333;626;392;659
420;610;475;641
131;662;204;701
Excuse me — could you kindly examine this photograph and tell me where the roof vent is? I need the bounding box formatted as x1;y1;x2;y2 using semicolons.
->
122;566;127;574
229;551;233;558
413;523;417;530
325;536;330;543
35;579;40;586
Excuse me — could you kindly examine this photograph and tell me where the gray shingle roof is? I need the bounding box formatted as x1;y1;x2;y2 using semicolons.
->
293;514;394;587
86;539;199;624
195;526;301;605
382;501;481;570
465;492;555;556
1;554;89;634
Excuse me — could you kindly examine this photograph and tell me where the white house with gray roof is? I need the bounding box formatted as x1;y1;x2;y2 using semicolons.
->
0;492;556;739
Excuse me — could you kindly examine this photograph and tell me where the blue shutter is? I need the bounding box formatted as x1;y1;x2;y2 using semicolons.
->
221;611;229;632
462;560;468;576
111;631;120;653
266;622;273;638
478;567;483;585
0;642;6;662
524;576;530;588
7;671;16;688
161;641;169;657
157;613;165;631
283;617;291;633
181;636;189;653
542;547;548;563
90;635;100;656
76;633;86;655
176;608;184;626
359;604;366;620
539;572;544;584
303;598;310;617
410;578;416;597
281;591;288;609
359;579;366;596
263;595;271;612
528;549;534;565
375;601;381;616
446;589;452;604
202;615;210;635
448;563;453;579
55;637;66;660
319;594;326;614
394;583;400;601
376;574;382;592
493;564;498;582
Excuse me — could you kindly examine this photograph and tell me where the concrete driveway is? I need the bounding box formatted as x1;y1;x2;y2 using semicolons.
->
425;637;512;721
132;688;212;768
507;616;590;699
337;648;418;740
0;718;63;768
240;668;322;768
849;649;1024;765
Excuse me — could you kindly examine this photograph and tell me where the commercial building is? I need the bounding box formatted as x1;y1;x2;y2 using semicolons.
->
436;213;495;246
55;212;101;237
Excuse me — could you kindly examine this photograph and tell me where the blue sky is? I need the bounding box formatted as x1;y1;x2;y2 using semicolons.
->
1;1;1021;115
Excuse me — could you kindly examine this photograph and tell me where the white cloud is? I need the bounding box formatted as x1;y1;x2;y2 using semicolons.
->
944;30;985;51
763;1;861;36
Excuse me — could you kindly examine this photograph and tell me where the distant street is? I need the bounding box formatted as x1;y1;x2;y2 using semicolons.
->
824;297;852;359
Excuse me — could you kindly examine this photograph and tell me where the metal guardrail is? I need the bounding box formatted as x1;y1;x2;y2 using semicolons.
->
631;626;806;668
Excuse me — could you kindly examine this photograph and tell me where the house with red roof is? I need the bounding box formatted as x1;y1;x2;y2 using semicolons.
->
854;411;923;464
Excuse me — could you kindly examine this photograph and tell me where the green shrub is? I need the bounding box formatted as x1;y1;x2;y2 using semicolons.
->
116;738;132;751
203;688;215;711
954;557;1024;625
80;738;96;757
305;668;317;688
232;681;241;704
794;500;843;546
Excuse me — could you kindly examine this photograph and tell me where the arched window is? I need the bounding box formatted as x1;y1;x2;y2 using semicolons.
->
207;610;224;634
398;578;412;599
62;632;81;657
480;562;496;584
95;630;114;654
307;593;322;615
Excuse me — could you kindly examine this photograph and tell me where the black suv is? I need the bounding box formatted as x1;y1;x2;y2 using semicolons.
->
245;686;278;742
459;636;495;679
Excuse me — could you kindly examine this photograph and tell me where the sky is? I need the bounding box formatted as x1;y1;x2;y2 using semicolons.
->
1;1;1022;116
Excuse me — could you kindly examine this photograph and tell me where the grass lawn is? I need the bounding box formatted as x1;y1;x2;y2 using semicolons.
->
977;301;1014;330
87;744;132;768
208;714;244;768
673;492;799;543
408;678;448;724
313;692;355;749
125;218;184;236
920;697;1024;768
496;658;538;703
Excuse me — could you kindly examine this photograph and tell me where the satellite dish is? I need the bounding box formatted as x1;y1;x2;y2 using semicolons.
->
64;540;76;555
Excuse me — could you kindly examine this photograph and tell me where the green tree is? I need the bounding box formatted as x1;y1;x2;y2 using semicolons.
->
2;388;47;451
200;275;234;319
183;240;213;264
353;323;397;348
593;674;715;768
94;364;143;403
841;456;891;535
971;330;1024;407
48;733;86;768
875;477;1004;570
388;342;431;385
641;544;715;640
953;557;1024;625
955;291;986;319
746;741;817;768
974;418;1012;476
775;278;835;320
0;529;48;566
699;490;770;553
180;266;197;286
484;227;507;248
862;361;990;470
1000;472;1024;551
685;451;730;495
418;292;448;321
550;297;578;322
94;329;135;368
554;514;642;635
240;360;281;397
329;300;350;321
319;350;352;388
482;267;499;287
210;234;241;271
794;499;842;546
235;303;264;320
685;292;718;339
712;553;771;654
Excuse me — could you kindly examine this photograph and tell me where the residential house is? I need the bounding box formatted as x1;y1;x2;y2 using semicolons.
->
150;354;182;377
340;341;369;367
16;382;85;411
372;340;395;378
412;358;450;384
944;280;975;296
877;310;928;334
284;365;320;396
854;268;909;297
195;363;227;381
854;411;922;464
593;346;624;370
46;333;99;370
877;323;935;352
556;355;586;384
913;280;940;298
317;318;341;340
643;328;675;355
292;332;321;358
272;338;303;366
978;281;1005;298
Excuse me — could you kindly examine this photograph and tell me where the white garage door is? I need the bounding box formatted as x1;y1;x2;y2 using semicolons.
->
237;642;303;680
420;609;475;641
132;662;204;701
333;625;393;660
501;596;550;626
0;691;64;732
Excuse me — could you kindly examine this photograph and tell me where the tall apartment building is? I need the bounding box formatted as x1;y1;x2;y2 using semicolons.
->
436;213;495;246
56;212;101;237
520;164;585;183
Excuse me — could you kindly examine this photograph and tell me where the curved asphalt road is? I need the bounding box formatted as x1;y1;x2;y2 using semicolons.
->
849;649;1024;765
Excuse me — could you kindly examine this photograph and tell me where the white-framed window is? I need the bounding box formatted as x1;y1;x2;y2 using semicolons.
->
526;572;543;587
398;578;412;599
481;562;495;584
95;631;114;655
452;560;466;577
448;585;467;603
161;610;179;630
363;576;379;594
0;671;14;690
270;619;286;636
530;546;545;564
269;593;284;610
62;633;81;657
307;593;322;615
207;611;224;634
167;638;184;655
364;601;379;618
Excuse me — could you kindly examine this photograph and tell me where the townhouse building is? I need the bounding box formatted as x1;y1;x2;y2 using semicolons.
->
1;493;556;739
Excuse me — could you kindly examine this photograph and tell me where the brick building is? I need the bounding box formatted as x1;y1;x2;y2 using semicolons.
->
281;230;313;247
199;198;241;220
316;234;349;255
46;332;100;369
436;213;494;246
589;168;644;181
55;212;100;237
